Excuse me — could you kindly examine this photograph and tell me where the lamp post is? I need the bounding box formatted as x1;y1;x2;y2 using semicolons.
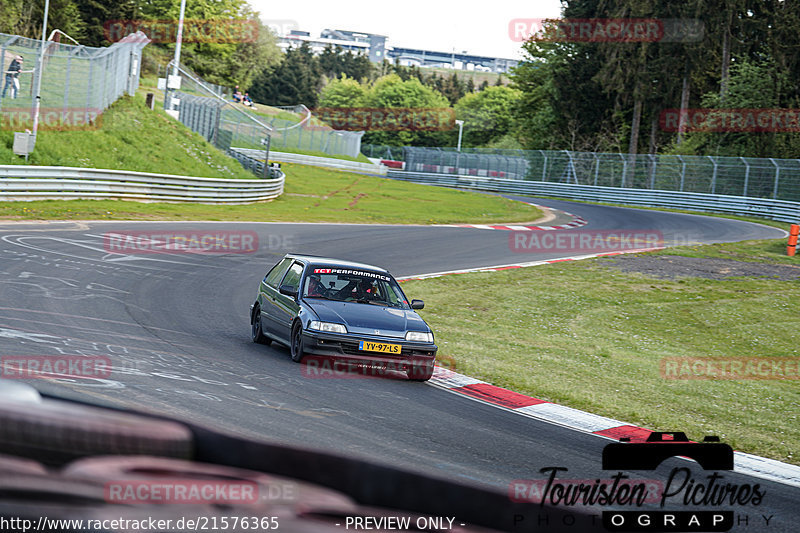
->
167;0;187;111
30;0;51;149
455;119;464;174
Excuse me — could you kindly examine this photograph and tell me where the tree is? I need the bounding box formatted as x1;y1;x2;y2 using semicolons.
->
360;74;453;146
249;42;321;106
318;75;367;108
0;0;87;41
318;45;373;82
454;86;522;147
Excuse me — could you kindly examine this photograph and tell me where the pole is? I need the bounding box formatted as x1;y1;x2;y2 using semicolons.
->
31;0;50;143
168;0;187;110
455;120;464;174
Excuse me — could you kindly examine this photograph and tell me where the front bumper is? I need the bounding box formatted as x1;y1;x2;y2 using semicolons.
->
301;330;437;370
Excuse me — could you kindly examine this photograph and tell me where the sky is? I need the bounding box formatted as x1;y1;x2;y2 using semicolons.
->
249;0;563;60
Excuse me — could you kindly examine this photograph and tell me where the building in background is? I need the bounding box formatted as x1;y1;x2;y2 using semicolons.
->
277;29;518;73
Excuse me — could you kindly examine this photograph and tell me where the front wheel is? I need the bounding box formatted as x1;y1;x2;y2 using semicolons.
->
290;324;306;363
251;306;271;345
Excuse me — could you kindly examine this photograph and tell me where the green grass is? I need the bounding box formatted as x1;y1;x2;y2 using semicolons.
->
403;240;800;464
0;162;542;224
0;95;255;180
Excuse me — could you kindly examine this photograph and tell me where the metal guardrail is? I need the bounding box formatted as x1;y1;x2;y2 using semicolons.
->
0;165;285;204
387;170;800;223
232;148;387;176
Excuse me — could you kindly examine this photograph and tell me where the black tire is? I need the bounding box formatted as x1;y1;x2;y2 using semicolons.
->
251;306;271;345
407;362;434;382
290;324;305;363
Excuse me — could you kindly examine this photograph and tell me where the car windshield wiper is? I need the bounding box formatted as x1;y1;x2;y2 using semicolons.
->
304;294;341;301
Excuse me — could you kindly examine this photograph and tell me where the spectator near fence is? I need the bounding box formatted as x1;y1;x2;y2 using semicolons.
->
2;55;23;99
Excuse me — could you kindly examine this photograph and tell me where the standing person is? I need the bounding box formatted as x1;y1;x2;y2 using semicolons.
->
2;55;23;99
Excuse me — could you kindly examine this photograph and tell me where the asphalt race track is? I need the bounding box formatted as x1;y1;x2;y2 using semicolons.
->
0;197;795;531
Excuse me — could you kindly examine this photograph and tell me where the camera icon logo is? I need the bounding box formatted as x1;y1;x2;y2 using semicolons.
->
602;432;734;471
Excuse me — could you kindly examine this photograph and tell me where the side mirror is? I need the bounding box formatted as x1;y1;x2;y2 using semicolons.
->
410;299;424;310
279;284;298;298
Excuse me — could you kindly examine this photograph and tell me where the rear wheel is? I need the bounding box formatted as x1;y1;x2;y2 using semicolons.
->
290;324;306;363
251;306;271;345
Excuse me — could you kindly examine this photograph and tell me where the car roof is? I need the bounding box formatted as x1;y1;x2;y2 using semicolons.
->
285;254;390;274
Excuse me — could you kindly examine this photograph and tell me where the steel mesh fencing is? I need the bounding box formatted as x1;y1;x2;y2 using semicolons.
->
401;147;800;202
0;31;148;125
167;66;362;159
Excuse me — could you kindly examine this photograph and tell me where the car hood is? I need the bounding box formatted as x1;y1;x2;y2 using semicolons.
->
305;300;429;339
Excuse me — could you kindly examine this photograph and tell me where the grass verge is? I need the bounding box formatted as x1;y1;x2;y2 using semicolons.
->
0;162;542;224
404;240;799;464
0;96;255;180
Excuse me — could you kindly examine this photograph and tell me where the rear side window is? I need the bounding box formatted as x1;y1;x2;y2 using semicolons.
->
264;258;292;288
280;262;304;291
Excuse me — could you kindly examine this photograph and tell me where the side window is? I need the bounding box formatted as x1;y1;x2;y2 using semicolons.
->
264;258;292;288
280;262;304;291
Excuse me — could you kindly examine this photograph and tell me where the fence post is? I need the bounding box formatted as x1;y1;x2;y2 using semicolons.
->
540;150;547;180
649;154;657;189
708;156;718;194
619;153;627;187
63;53;72;117
677;155;686;191
740;157;750;197
593;153;600;186
770;158;780;199
85;56;95;125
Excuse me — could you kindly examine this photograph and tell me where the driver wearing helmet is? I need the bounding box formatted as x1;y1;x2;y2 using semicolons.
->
356;278;377;300
306;275;326;298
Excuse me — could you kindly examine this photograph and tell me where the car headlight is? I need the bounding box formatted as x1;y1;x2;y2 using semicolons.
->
405;331;433;343
309;321;347;334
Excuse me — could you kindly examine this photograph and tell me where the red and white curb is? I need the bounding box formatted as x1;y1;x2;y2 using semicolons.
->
428;366;800;488
401;250;800;489
441;203;588;232
397;248;664;281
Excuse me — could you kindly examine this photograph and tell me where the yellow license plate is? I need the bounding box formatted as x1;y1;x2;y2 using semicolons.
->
358;341;401;354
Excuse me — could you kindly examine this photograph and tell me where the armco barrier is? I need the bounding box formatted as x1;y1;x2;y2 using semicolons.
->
232;148;386;176
387;170;800;223
0;166;284;204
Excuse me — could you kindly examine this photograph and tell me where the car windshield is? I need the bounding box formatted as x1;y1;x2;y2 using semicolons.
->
303;267;409;308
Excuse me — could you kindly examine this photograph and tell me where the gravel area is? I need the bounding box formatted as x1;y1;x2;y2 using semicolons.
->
598;254;800;281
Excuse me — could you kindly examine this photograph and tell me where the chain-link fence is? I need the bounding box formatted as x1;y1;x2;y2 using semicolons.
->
401;147;800;202
361;144;406;161
0;31;147;126
263;109;363;159
167;64;363;159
